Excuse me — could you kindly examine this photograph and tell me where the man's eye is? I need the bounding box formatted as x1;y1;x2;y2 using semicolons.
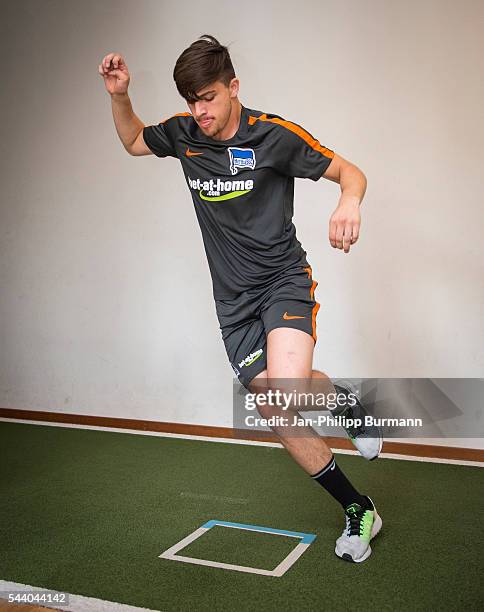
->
205;96;215;102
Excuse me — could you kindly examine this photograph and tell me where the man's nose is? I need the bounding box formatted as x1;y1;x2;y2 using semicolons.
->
194;101;207;118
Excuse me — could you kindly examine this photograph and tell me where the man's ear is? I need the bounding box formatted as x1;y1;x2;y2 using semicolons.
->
229;77;240;98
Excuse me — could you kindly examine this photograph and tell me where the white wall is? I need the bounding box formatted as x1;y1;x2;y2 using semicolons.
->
0;0;483;445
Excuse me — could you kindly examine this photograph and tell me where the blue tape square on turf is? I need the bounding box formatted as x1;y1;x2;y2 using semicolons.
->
201;520;316;544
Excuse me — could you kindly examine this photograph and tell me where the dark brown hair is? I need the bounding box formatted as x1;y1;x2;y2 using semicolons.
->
173;35;236;102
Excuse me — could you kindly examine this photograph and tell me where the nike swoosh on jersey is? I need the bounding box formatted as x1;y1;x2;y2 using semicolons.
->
282;312;306;320
186;148;204;157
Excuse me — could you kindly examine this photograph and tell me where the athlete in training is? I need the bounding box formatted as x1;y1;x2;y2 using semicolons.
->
99;35;383;563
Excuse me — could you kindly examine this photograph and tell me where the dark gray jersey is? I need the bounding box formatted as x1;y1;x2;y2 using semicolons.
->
143;105;334;298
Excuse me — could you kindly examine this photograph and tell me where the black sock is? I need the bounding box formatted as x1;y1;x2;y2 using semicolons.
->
311;455;370;510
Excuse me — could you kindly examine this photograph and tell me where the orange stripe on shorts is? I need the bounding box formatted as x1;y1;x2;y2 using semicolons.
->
304;267;319;342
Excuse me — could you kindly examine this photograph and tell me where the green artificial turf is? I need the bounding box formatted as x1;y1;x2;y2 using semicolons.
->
0;420;482;611
179;524;300;569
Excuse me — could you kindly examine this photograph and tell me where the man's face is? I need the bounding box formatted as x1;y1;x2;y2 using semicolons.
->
187;78;239;139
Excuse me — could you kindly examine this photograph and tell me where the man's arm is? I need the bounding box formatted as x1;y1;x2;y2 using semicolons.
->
322;153;367;253
323;153;367;196
99;53;152;156
265;116;366;254
110;93;151;156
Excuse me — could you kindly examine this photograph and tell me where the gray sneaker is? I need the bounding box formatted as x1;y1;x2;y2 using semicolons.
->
333;381;383;460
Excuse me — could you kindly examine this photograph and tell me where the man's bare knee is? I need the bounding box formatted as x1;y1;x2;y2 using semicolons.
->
248;368;334;416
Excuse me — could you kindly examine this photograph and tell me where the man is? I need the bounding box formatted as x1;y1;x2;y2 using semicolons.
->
99;35;382;562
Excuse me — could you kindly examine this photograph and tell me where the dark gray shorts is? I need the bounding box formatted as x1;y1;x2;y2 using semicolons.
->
215;265;320;389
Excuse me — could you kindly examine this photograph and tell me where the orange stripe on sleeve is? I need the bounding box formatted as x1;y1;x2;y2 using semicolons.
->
161;112;192;124
249;114;334;159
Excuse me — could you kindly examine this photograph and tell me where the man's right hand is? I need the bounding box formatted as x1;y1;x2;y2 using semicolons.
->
98;53;130;95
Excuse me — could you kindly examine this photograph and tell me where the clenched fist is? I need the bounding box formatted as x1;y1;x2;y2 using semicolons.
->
98;53;130;95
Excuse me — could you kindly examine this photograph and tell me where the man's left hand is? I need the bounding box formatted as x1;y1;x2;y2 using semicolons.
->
329;196;361;253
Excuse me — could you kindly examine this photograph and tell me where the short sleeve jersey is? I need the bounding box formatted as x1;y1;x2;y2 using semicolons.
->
143;105;335;299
